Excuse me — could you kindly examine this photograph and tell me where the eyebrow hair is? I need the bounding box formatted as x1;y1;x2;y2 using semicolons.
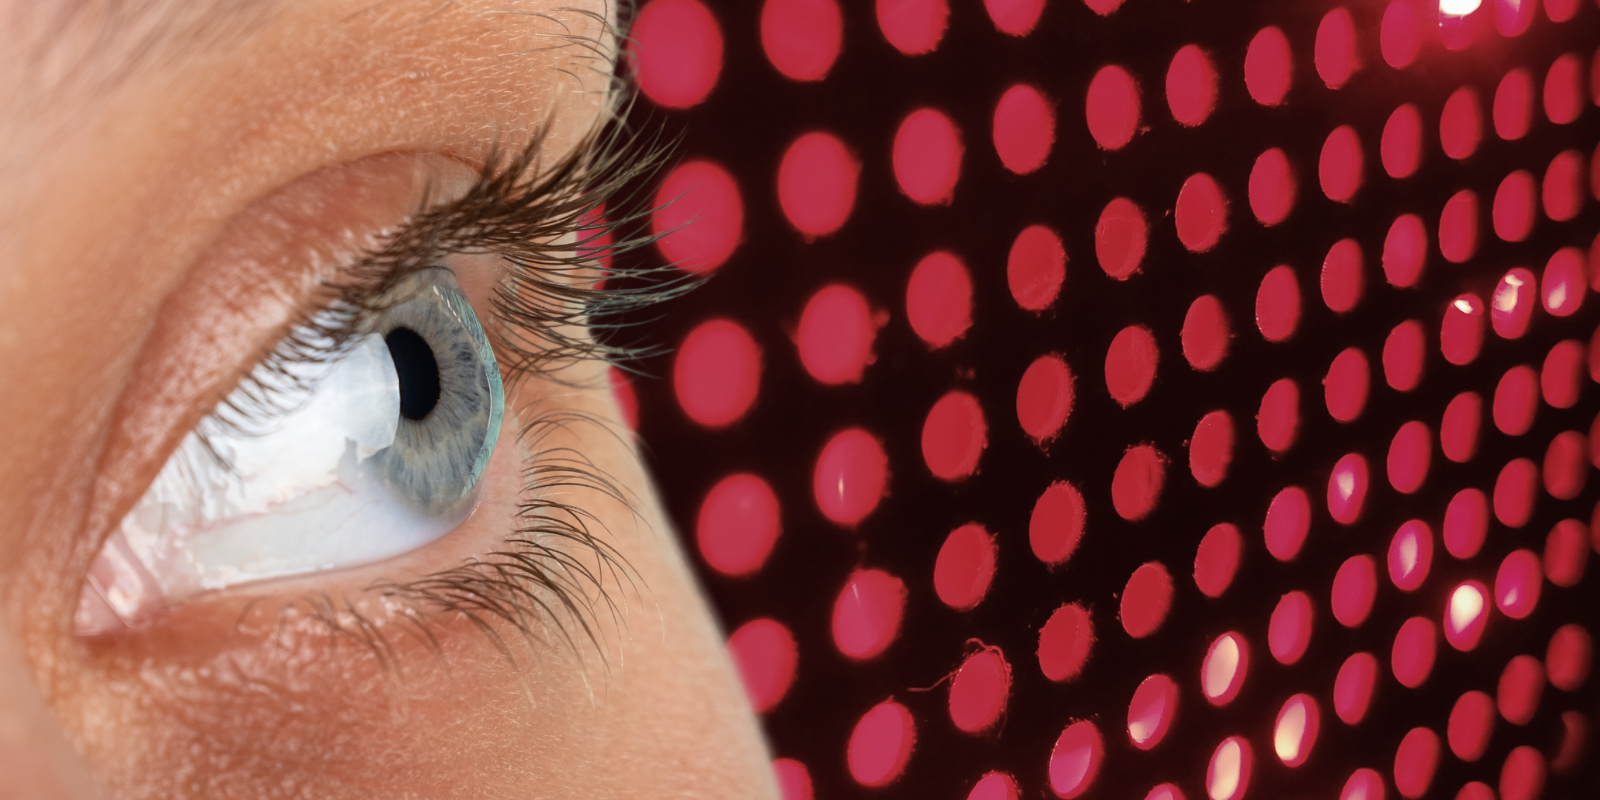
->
18;0;282;102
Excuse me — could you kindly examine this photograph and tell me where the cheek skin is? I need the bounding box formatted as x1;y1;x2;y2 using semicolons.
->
62;363;777;799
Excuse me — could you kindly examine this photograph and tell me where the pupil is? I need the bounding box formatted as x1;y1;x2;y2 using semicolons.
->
385;327;441;421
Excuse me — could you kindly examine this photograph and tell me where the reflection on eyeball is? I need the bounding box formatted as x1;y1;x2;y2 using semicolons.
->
75;268;504;636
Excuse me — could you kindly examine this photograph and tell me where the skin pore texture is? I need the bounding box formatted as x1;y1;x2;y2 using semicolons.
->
0;1;777;798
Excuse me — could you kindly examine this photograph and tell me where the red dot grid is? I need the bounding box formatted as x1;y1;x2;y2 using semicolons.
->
632;3;1600;797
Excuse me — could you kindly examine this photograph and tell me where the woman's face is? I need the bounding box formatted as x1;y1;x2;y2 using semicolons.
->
0;1;775;797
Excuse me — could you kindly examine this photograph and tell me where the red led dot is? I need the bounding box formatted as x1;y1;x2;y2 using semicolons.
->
1249;148;1297;226
1382;104;1423;178
1544;52;1584;124
698;473;781;577
1383;214;1428;288
1106;325;1159;406
1496;0;1536;36
1494;365;1539;434
1495;458;1539;527
1127;673;1178;750
1096;198;1148;278
1547;624;1592;691
1438;6;1477;52
1442;294;1487;365
1264;486;1312;562
993;84;1055;175
1269;591;1314;664
1256;265;1301;342
922;390;987;481
1393;616;1438;688
1081;0;1125;15
1175;173;1228;253
797;284;876;385
1166;45;1218;127
1183;295;1231;371
847;699;915;787
1498;655;1546;725
1341;769;1385;800
1245;26;1292;106
1388;519;1435;591
1333;555;1378;628
1146;784;1183;800
1544;517;1588;586
774;758;812;800
1545;431;1588;500
1031;482;1086;567
1394;727;1441;799
1320;125;1365;203
1545;0;1580;22
1543;248;1587;316
1086;66;1141;151
1207;737;1253;800
653;161;745;273
813;428;889;526
875;0;948;55
1499;746;1547;800
778;132;859;238
728;618;798;712
1121;562;1173;639
1544;150;1586;222
675;319;762;427
1190;410;1235;488
1328;453;1370;525
1335;652;1379;724
760;0;842;82
1038;603;1094;682
1322;238;1364;312
1009;225;1067;312
1388;421;1432;494
1202;632;1249;706
1440;190;1480;264
1315;8;1359;89
1381;0;1421;68
832;569;907;660
1553;711;1588;775
984;0;1043;35
1441;87;1483;160
631;0;724;109
1326;347;1371;422
1441;392;1484;464
1018;354;1075;445
934;523;997;611
1496;548;1544;618
906;251;973;348
1445;581;1491;651
1449;691;1496;761
968;772;1019;800
1195;523;1243;599
1494;170;1537;242
1274;694;1321;767
1049;721;1104;799
1112;445;1166;522
1445;487;1491;558
1259;378;1301;453
949;647;1011;733
1495;68;1534;140
1384;320;1426;392
1493;267;1538;339
893;108;962;205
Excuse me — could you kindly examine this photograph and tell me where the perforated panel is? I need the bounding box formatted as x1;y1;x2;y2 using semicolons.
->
619;1;1600;797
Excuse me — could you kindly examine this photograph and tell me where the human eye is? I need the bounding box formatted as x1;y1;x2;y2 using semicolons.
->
1;2;775;796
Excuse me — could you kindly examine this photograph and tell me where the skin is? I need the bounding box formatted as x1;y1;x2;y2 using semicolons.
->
0;1;777;798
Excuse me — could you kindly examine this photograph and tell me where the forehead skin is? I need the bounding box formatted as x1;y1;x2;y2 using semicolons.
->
0;1;777;798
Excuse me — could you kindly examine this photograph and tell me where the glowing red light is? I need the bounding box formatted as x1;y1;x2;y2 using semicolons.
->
1546;624;1592;691
934;523;997;611
948;647;1011;733
1499;746;1548;800
1274;694;1320;767
1332;555;1378;628
875;0;948;55
847;699;915;786
1322;239;1365;312
1249;148;1297;226
797;284;876;385
832;569;907;660
1448;690;1496;761
1106;325;1159;407
1494;68;1534;140
1049;721;1103;799
1096;198;1147;278
921;390;987;481
1206;737;1252;800
728;618;798;712
1383;320;1426;392
1194;522;1243;599
1264;486;1312;561
1121;561;1174;639
1030;482;1085;567
1544;53;1584;125
1327;453;1370;525
1037;603;1094;682
1382;214;1428;289
1258;379;1300;454
1127;673;1178;750
1189;410;1235;488
1320;125;1364;203
1388;520;1434;591
1334;652;1379;725
676;318;762;427
1182;295;1231;371
1325;347;1371;422
1268;591;1314;664
1543;151;1586;223
893;108;963;205
1441;87;1483;160
1314;9;1359;89
1380;1;1421;69
698;473;782;577
1381;104;1423;179
778;132;859;238
1543;431;1588;500
1085;66;1140;151
813;428;889;526
1541;247;1586;315
631;0;724;108
1393;616;1438;688
1112;445;1166;522
993;84;1055;175
1444;581;1490;651
1175;173;1228;253
1387;421;1432;494
1394;727;1441;799
906;251;973;348
1441;392;1483;464
1017;353;1075;445
1202;632;1249;706
1244;27;1292;106
1493;457;1539;527
1008;225;1066;312
1166;45;1217;127
1444;487;1490;558
760;0;842;82
1493;170;1537;242
1439;190;1479;264
1497;654;1545;726
1495;549;1544;619
654;161;745;273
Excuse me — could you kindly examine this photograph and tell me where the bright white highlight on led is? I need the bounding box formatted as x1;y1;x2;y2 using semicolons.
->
1439;0;1482;15
1208;739;1242;800
1204;635;1241;700
1450;583;1485;631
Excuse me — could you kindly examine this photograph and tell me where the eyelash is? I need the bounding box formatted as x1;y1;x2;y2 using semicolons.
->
218;105;687;670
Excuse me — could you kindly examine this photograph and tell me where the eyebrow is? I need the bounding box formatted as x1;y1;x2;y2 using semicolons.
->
21;0;282;101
